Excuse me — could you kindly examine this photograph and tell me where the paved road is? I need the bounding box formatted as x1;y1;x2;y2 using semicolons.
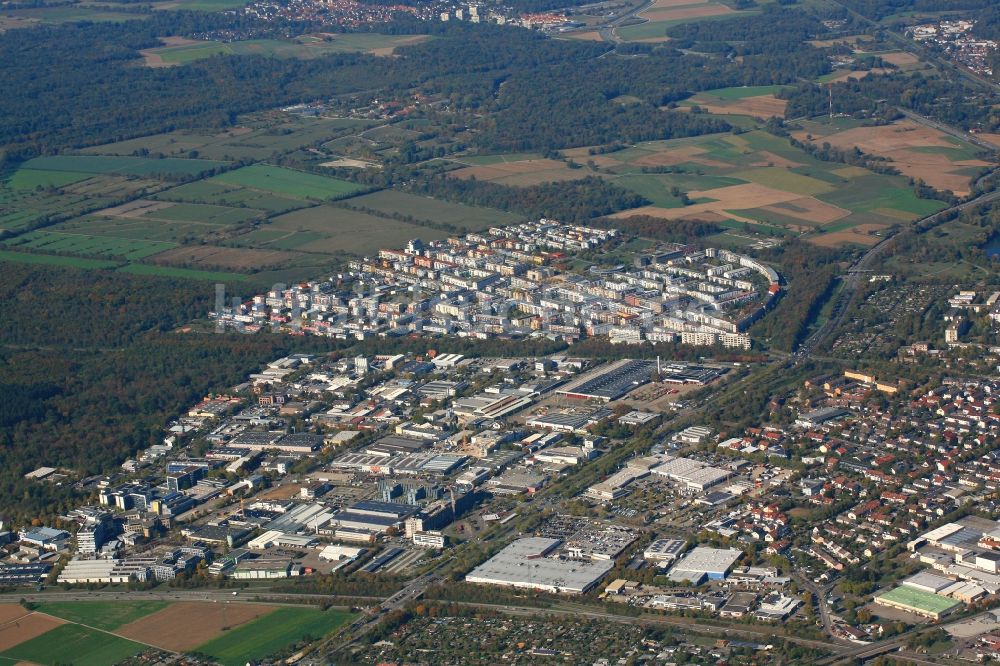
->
597;0;652;43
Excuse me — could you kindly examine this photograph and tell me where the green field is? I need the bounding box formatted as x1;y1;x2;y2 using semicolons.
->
118;263;247;281
0;250;119;269
145;34;429;64
0;5;143;25
1;623;146;666
211;165;365;200
154;181;306;214
81;117;378;163
458;152;545;166
35;601;168;631
5;230;176;260
258;205;448;255
23;155;226;178
819;174;946;217
607;174;688;208
344;190;522;230
153;0;250;10
618;10;755;41
141;202;264;225
6;168;92;190
193;608;354;666
698;85;790;99
731;167;834;196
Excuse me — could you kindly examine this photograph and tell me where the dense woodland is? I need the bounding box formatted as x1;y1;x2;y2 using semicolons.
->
0;264;319;525
782;71;1000;131
837;0;993;20
0;7;839;162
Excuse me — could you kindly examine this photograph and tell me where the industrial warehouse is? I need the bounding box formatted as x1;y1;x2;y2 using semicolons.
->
465;537;615;594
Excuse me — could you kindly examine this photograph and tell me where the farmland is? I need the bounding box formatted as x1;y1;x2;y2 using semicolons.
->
344;189;522;231
252;205;450;255
683;86;790;118
0;623;146;666
79;116;377;162
441;125;954;246
616;0;755;42
35;601;168;631
116;601;277;651
3;229;177;260
566;129;949;246
0;601;354;666
140;34;430;66
448;158;586;187
792;118;993;197
211;164;366;200
0;169;163;233
193;607;354;666
22;155;226;179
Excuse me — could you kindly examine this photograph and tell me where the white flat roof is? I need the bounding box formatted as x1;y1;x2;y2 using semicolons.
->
465;538;613;593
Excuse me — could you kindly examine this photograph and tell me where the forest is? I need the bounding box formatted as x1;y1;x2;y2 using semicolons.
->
782;71;1000;132
0;263;327;525
0;7;842;163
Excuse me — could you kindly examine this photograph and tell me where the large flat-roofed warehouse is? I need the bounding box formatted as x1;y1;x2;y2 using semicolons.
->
874;586;961;620
651;456;733;492
556;359;655;401
667;546;743;584
465;537;614;594
658;363;727;385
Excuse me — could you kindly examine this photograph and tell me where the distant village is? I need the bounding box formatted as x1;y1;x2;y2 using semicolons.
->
906;19;997;78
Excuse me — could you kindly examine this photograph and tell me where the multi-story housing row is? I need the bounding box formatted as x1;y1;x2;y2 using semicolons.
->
213;221;781;349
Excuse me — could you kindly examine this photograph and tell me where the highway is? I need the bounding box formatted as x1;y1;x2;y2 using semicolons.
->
597;0;652;43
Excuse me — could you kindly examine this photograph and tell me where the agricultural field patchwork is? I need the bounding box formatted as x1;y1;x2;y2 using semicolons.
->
792;118;993;196
0;168;164;233
447;128;951;246
562;129;953;246
0;602;351;666
79;116;377;162
682;86;790;118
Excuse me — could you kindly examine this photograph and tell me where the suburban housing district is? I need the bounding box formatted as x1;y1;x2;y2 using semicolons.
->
213;221;782;349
